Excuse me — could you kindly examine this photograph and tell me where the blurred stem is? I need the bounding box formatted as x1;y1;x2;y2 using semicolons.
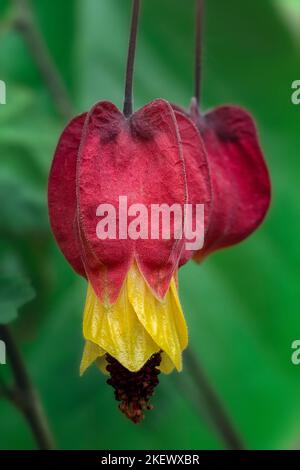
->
0;326;55;450
194;0;204;105
0;10;16;38
123;0;141;117
185;349;245;450
11;0;73;119
0;376;12;400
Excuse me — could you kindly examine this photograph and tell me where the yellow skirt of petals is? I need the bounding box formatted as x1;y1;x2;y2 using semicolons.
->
80;263;188;375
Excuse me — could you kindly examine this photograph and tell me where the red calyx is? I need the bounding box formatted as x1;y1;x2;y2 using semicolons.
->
48;99;212;302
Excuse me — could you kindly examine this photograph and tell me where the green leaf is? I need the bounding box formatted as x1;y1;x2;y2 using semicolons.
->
0;178;47;235
0;276;35;324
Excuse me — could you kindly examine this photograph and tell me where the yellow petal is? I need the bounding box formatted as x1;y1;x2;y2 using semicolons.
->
159;352;175;374
80;340;105;376
82;281;160;372
96;356;110;375
128;263;188;371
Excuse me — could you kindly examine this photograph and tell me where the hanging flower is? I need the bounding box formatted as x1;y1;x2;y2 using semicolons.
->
48;99;212;422
173;99;271;264
48;0;271;425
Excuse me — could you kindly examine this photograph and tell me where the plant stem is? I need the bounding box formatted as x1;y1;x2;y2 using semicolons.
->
0;376;12;400
123;0;141;117
0;326;55;450
0;11;16;38
185;348;245;450
194;0;204;105
11;0;73;119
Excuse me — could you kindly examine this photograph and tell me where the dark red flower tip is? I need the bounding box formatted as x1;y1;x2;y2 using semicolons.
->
106;352;161;424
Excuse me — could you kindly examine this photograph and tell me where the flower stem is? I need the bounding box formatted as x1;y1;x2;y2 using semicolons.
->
11;0;73;119
194;0;204;106
0;326;55;450
123;0;141;117
185;348;245;450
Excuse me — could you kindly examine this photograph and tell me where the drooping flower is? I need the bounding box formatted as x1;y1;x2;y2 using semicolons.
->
48;99;212;422
48;0;272;424
172;0;271;263
173;99;271;264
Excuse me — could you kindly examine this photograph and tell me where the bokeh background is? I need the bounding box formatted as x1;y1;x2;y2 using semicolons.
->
0;0;300;450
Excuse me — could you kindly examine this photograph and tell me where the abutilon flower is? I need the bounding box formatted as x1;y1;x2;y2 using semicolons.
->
173;99;271;264
47;0;271;424
48;99;212;422
173;0;271;264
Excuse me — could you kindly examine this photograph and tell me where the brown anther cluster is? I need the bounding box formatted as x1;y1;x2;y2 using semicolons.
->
106;352;161;424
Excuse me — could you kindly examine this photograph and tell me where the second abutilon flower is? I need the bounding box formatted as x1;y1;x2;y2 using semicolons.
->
48;99;212;422
173;99;271;265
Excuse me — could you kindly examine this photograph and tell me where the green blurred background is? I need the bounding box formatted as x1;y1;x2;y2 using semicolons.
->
0;0;300;450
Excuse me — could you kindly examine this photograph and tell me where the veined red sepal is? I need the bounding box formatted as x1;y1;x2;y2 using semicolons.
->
174;110;212;266
192;102;271;259
77;99;187;302
48;113;87;278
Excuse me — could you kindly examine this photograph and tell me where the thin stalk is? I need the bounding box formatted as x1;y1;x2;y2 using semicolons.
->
194;0;204;105
185;349;245;450
123;0;141;117
0;326;55;450
11;0;73;119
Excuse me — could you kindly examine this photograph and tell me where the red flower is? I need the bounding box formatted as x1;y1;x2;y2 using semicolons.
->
47;0;271;425
48;99;211;302
174;98;271;263
48;96;270;422
48;99;212;421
